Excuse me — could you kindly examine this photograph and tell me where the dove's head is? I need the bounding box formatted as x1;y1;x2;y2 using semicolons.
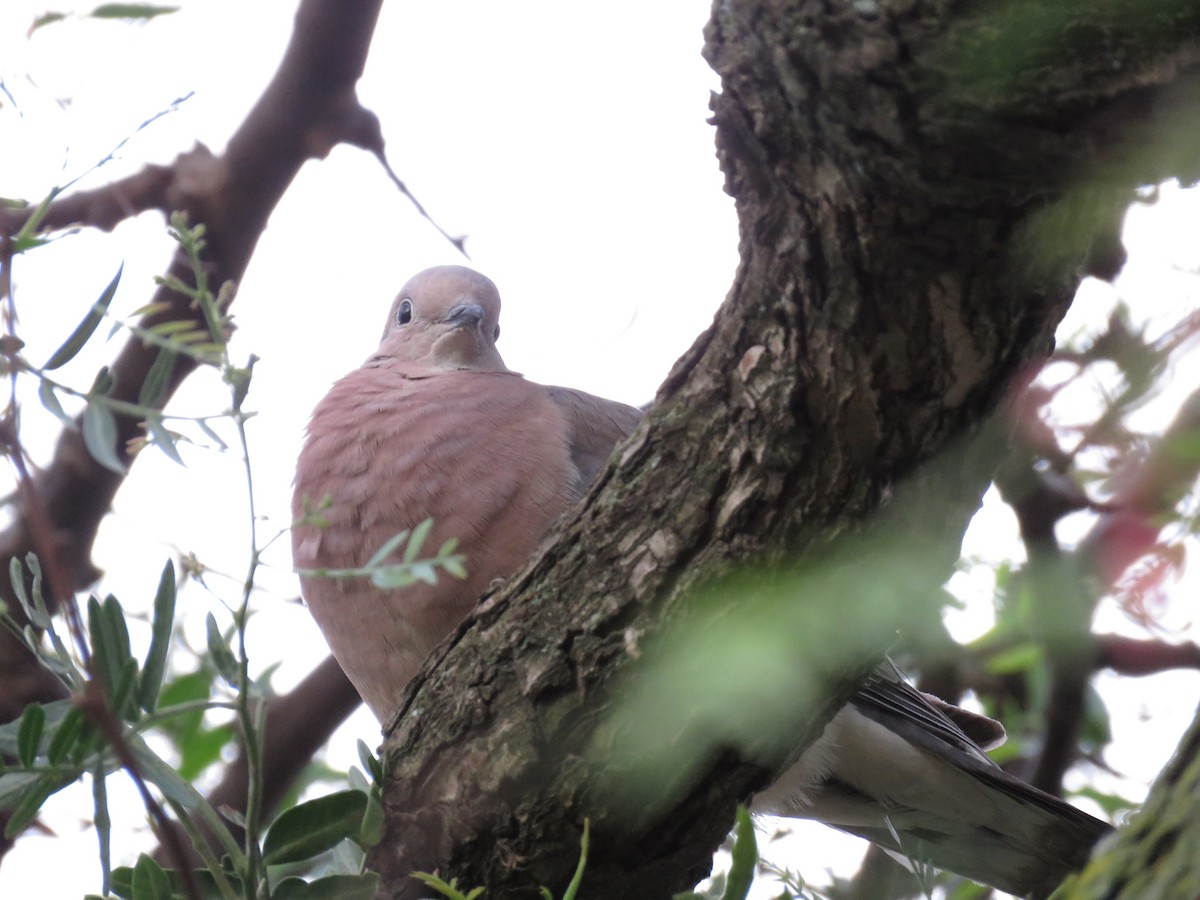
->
379;266;508;372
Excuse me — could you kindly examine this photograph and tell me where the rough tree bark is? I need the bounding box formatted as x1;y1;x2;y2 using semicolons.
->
1;0;1198;897
366;2;1200;898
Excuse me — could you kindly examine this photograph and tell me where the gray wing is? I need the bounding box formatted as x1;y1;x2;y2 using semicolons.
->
851;658;1004;766
838;660;1111;897
545;386;643;498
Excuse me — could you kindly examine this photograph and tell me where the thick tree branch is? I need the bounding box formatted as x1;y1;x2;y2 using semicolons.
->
368;3;1200;897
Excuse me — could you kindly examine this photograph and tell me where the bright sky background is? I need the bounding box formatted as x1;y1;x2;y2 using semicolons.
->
0;3;1197;898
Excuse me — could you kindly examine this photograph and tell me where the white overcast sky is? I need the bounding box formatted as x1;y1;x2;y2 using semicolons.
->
0;3;1197;898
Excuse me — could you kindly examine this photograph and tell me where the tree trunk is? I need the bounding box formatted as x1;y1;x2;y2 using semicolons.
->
368;1;1200;897
1062;704;1200;899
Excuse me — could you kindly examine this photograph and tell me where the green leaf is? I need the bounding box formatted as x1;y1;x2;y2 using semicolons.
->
90;365;116;396
205;613;238;684
985;641;1044;675
29;12;68;32
144;415;184;465
37;379;76;429
152;669;236;779
25;554;56;633
47;706;85;764
8;557;50;629
196;418;228;450
0;700;71;758
364;528;412;569
110;865;232;900
0;772;42;811
410;561;438;585
369;566;417;589
176;723;234;782
103;594;133;664
438;539;467;580
89;594;134;702
4;772;74;837
403;518;434;563
16;704;45;767
359;790;384;850
11;188;61;253
262;789;368;865
130;852;172;900
137;347;176;408
720;807;756;900
410;873;485;900
272;874;380;900
82;402;126;473
90;4;180;20
138;561;176;712
346;767;371;795
356;739;382;784
109;866;133;899
44;264;123;370
111;656;140;722
127;736;205;812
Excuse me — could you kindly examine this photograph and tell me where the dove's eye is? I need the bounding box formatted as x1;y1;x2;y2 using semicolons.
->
396;299;413;326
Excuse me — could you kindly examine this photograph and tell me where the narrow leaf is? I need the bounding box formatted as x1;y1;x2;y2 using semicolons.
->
196;418;228;450
16;704;45;767
144;415;184;466
262;789;368;865
356;739;382;784
402;518;434;563
364;528;411;569
205;613;238;684
111;656;140;721
0;772;42;811
103;594;133;664
37;379;76;429
359;790;384;850
82;402;126;473
87;595;112;688
272;874;379;900
720;807;756;900
370;566;416;589
90;365;116;396
442;554;467;580
88;594;129;699
0;700;71;758
410;562;438;585
137;347;176;408
47;707;84;764
147;319;197;336
90;4;180;20
346;767;371;795
8;557;49;629
4;772;73;837
44;264;123;370
130;301;172;318
29;12;68;32
127;737;205;812
11;187;61;251
137;561;176;712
